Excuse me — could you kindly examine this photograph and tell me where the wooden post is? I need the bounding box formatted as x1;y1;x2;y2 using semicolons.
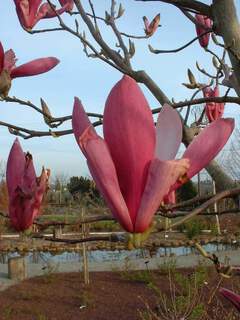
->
81;208;89;285
197;173;201;196
213;180;221;235
53;225;62;239
8;256;26;280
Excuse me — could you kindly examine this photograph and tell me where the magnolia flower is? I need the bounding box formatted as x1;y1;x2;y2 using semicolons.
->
219;288;240;312
72;76;234;234
14;0;74;30
6;139;50;231
143;14;160;37
195;14;212;48
203;86;225;123
0;42;59;97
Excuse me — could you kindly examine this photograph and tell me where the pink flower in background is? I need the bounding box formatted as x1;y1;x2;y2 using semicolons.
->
203;86;225;122
72;76;234;233
219;288;240;312
0;41;59;97
14;0;74;30
195;14;212;48
143;14;160;37
6;139;50;231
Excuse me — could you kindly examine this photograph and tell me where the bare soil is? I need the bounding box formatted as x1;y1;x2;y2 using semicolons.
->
0;268;239;320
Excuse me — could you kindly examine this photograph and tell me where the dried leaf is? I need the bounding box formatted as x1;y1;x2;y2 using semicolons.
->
187;68;196;85
128;39;135;58
117;3;125;18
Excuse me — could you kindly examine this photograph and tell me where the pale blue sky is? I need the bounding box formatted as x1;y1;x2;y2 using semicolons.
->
0;1;239;179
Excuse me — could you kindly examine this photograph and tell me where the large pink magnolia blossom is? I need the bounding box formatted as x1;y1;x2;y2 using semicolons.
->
0;41;59;97
195;14;212;48
219;288;240;312
6;139;50;231
143;14;160;37
72;76;234;234
203;86;225;123
14;0;74;30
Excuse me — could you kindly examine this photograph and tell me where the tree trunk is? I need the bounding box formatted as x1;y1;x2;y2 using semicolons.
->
212;0;240;96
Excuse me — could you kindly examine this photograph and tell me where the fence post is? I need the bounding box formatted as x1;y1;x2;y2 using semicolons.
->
213;180;221;235
81;208;89;285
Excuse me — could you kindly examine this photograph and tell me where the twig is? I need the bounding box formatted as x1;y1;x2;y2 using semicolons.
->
149;31;211;54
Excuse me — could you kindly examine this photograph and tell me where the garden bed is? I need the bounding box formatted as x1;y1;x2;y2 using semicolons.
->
0;268;238;320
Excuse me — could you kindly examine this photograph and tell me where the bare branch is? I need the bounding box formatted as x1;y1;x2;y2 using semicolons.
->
149;31;211;54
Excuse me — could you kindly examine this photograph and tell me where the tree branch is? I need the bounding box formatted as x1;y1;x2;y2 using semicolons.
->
135;0;211;16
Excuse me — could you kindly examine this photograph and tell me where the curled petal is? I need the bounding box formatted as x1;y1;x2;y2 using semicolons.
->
183;118;234;180
4;50;17;73
155;104;182;160
135;158;189;233
10;57;60;79
103;75;155;224
34;168;50;217
143;14;160;36
204;86;225;122
219;288;240;312
72;98;133;232
14;0;33;29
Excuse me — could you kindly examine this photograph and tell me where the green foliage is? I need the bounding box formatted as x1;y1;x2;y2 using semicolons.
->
67;176;100;199
157;258;177;275
92;220;120;232
121;269;153;284
184;219;207;239
119;257;153;284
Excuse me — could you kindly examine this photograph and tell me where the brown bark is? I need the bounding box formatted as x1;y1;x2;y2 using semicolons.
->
212;0;240;96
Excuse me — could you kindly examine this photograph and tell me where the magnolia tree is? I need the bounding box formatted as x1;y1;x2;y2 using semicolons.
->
0;0;240;306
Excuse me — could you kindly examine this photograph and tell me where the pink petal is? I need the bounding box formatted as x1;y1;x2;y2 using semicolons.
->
155;104;182;160
183;118;234;180
38;2;71;19
33;168;50;218
103;75;155;224
72;98;133;232
6;138;25;196
9;196;35;231
29;0;42;16
72;97;92;150
219;288;240;312
21;153;37;193
10;57;59;79
195;14;212;48
58;0;74;12
14;0;34;29
0;42;4;73
163;190;176;205
4;49;17;73
135;158;189;233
